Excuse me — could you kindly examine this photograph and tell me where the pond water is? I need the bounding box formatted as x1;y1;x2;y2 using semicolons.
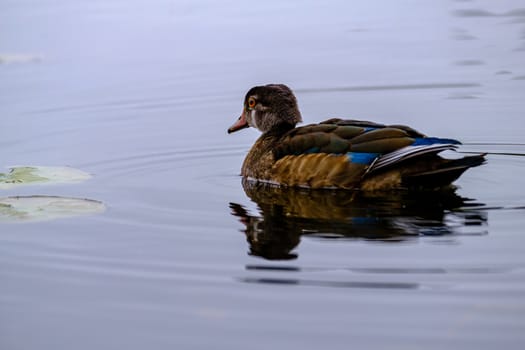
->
1;0;525;349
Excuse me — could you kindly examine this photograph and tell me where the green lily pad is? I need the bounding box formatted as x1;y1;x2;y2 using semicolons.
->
0;166;92;189
0;196;106;223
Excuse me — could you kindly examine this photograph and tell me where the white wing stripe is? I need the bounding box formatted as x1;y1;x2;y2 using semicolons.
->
370;144;458;173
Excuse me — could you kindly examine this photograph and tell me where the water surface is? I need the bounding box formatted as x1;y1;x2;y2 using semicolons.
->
1;0;525;349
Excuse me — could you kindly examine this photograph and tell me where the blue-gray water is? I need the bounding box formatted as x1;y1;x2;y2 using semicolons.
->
1;0;525;349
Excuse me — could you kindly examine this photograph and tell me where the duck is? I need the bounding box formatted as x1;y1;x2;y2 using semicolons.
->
228;84;486;190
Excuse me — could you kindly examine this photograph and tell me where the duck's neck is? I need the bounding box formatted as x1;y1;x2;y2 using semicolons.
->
241;124;295;179
263;123;295;137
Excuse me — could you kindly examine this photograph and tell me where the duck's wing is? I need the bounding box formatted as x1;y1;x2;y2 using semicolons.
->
271;119;464;189
274;118;459;161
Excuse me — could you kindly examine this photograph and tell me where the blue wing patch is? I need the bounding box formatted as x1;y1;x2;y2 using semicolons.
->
347;152;379;165
412;137;461;146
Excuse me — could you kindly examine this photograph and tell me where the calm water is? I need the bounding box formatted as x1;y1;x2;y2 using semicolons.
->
2;0;525;349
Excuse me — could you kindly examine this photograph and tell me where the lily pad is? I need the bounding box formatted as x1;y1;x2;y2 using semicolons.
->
0;166;91;189
0;196;105;223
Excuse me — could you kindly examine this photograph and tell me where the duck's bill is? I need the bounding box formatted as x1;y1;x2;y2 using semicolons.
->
228;111;249;133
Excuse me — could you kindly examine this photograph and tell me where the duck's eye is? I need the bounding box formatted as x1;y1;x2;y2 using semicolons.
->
248;97;256;109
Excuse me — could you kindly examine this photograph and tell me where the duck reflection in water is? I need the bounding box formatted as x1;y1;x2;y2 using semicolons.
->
230;179;487;260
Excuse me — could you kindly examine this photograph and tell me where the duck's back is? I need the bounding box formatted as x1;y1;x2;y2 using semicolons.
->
261;119;485;190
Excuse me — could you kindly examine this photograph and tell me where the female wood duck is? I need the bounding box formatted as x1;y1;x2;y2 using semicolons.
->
228;84;486;190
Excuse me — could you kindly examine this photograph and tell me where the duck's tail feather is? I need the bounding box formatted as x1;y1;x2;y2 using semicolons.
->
364;143;486;189
401;153;487;188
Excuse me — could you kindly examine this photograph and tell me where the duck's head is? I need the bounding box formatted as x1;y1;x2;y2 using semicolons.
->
228;84;302;134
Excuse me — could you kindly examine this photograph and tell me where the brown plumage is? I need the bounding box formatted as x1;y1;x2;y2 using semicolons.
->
228;84;486;190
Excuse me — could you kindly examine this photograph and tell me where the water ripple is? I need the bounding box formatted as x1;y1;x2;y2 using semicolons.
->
295;82;481;94
245;265;512;274
238;277;419;289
